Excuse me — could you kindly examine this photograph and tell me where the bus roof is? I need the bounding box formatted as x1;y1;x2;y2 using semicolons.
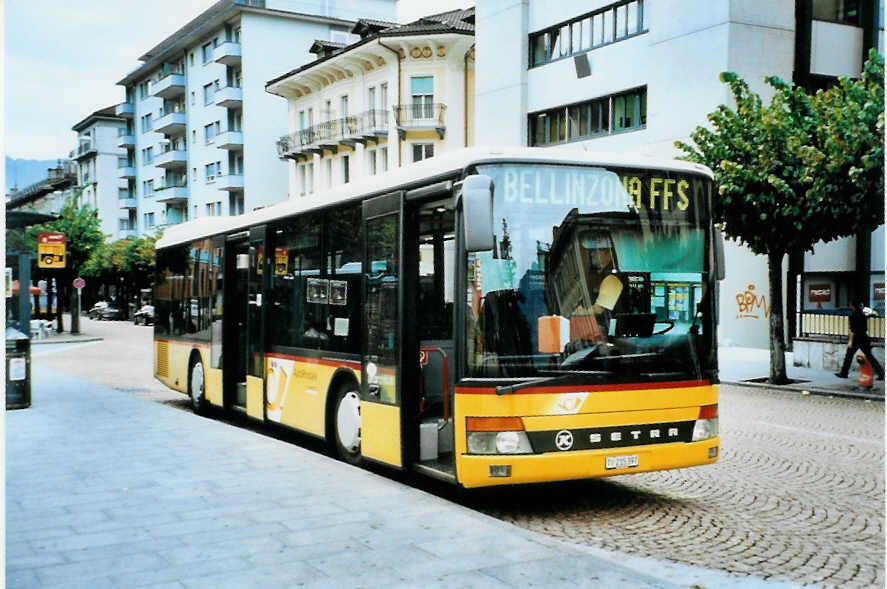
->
156;146;713;249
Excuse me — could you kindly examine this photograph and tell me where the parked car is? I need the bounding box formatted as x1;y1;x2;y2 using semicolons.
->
98;306;123;321
133;305;154;326
87;301;109;319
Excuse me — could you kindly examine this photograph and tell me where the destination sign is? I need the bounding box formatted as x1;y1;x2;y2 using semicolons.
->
492;164;708;219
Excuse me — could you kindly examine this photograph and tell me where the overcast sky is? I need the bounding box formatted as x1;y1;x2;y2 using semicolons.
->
4;0;470;160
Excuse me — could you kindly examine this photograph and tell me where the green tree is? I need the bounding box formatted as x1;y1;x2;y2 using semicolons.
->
676;53;884;384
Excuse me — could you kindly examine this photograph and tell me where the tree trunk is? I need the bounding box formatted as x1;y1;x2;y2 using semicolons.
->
768;251;788;384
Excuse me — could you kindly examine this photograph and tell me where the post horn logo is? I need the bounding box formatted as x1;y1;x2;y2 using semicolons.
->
555;430;574;451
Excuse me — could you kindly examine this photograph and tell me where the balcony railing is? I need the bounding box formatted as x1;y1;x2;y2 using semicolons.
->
361;109;389;136
72;142;97;160
214;41;242;65
152;71;186;98
115;102;135;118
214;85;243;108
156;180;189;202
393;103;447;138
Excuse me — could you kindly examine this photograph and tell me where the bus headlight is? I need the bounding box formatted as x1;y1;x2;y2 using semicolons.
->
466;431;533;454
465;417;533;454
691;417;718;441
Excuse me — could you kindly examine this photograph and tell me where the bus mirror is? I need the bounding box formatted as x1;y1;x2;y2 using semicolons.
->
714;229;725;281
461;174;494;252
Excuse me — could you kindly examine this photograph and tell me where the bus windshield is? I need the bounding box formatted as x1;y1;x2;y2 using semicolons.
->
468;163;714;384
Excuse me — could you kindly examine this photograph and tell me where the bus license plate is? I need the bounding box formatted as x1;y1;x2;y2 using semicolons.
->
605;454;639;470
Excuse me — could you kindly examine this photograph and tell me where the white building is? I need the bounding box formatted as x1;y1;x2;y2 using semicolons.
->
266;9;476;198
475;0;884;352
70;106;129;238
115;0;395;235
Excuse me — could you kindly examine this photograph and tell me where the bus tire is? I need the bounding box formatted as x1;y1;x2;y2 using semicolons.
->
188;354;208;415
333;387;362;466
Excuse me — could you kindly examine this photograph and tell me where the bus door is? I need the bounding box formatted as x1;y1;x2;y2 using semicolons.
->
222;227;267;420
223;234;249;410
361;191;406;468
245;225;267;420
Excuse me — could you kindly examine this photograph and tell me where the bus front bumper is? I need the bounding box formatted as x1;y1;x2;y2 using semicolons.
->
457;437;720;488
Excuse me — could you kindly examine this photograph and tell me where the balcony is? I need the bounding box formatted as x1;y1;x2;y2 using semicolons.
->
277;128;314;160
155;110;187;135
119;228;138;238
394;103;447;139
155;147;187;169
155;182;188;203
214;41;242;66
117;160;136;179
152;72;186;99
216;173;244;192
216;130;243;150
361;109;389;140
117;130;135;148
72;142;97;161
310;120;341;153
214;86;243;109
119;196;137;209
115;102;135;118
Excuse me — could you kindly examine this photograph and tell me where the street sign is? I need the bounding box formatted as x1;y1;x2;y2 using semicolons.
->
37;233;66;269
73;277;85;290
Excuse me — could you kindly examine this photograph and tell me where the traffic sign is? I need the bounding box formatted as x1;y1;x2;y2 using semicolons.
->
37;233;66;269
73;277;85;289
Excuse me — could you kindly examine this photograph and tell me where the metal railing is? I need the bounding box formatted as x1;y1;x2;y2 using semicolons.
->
361;109;389;130
157;178;188;191
154;64;184;82
393;102;446;126
73;142;95;157
117;157;134;168
798;310;885;341
158;104;186;117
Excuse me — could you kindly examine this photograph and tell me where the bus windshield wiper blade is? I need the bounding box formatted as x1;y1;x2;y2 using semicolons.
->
495;372;612;396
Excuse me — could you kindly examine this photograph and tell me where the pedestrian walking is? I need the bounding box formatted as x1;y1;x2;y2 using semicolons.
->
835;301;885;380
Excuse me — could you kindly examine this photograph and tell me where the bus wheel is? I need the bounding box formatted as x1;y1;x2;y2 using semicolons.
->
189;357;207;415
334;388;362;465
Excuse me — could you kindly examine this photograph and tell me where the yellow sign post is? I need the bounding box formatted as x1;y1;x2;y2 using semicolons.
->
37;233;66;269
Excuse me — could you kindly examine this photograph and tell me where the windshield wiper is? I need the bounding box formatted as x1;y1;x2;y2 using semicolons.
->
495;372;613;396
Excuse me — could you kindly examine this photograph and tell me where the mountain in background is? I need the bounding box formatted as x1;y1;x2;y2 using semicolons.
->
6;157;66;193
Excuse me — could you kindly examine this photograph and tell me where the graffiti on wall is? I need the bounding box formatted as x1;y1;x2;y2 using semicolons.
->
736;284;769;320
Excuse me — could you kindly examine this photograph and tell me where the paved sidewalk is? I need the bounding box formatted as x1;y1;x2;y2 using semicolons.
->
719;346;884;400
7;366;808;589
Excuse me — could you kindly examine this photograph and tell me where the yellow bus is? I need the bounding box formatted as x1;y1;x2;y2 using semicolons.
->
154;147;721;488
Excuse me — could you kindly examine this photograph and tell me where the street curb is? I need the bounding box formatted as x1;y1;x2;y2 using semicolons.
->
31;336;104;345
721;379;885;402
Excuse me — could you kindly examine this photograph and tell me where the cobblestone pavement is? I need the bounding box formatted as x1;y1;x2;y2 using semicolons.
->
31;318;883;587
464;386;885;589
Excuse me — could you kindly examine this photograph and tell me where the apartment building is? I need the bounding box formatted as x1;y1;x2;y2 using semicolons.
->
475;0;884;351
266;9;475;198
114;0;396;234
69;106;129;238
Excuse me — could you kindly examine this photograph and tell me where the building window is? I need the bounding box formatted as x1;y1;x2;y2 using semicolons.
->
299;165;307;196
191;91;196;105
203;83;213;105
811;0;863;25
529;0;645;68
202;42;213;64
142;147;153;164
140;113;152;133
190;52;195;66
143;179;154;196
412;143;434;162
205;162;218;182
342;155;350;184
340;95;349;118
368;149;377;176
144;212;155;228
528;86;646;146
325;158;333;188
380;147;388;172
204;122;220;143
230;194;244;215
138;81;150;99
380;83;388;110
306;163;314;194
410;76;434;119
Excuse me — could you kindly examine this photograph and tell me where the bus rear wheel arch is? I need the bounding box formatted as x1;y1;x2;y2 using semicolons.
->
188;351;208;415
